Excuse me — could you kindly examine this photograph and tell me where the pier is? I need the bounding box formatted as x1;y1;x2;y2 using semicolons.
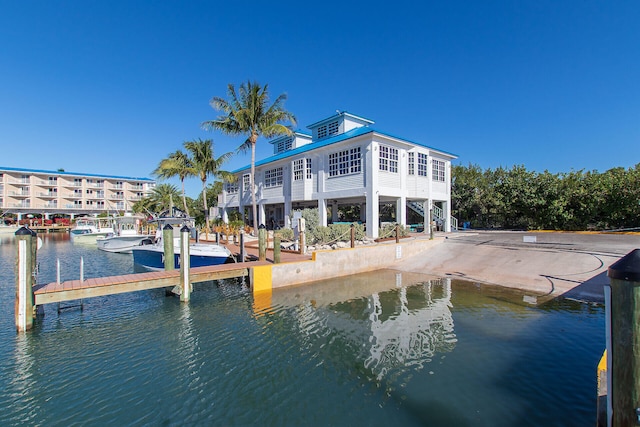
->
33;262;260;305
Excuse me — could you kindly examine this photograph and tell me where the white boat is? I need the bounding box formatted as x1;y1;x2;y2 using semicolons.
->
97;215;154;253
70;217;115;243
131;211;232;270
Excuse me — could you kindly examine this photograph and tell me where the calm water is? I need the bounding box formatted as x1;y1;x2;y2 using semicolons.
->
0;233;604;426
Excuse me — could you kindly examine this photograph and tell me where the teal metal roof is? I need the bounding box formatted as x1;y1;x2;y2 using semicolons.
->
0;166;154;182
231;127;458;173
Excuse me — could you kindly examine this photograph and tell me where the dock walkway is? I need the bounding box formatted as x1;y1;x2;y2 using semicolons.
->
33;261;269;305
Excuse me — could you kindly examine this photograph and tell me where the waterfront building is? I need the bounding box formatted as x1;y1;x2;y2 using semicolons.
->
217;111;457;238
0;166;155;220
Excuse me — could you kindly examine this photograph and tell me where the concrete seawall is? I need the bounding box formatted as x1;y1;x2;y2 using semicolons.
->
253;231;639;304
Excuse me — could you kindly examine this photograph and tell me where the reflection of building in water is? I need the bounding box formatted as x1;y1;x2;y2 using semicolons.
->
290;276;457;381
365;277;456;380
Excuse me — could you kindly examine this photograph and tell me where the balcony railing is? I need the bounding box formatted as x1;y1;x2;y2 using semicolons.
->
9;190;30;197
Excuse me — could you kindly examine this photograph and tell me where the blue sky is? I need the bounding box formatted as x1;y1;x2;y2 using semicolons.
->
1;0;638;198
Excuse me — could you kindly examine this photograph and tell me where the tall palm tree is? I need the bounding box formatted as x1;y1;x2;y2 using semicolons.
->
153;150;194;216
202;81;296;234
183;138;233;233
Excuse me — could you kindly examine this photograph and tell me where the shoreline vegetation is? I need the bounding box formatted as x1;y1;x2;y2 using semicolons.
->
452;163;640;231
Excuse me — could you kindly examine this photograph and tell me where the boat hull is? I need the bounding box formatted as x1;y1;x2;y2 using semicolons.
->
97;235;154;254
70;230;112;243
132;244;231;270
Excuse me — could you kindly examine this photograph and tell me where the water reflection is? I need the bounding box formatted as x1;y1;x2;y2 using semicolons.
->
270;271;458;385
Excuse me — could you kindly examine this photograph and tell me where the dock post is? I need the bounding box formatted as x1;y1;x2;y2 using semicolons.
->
258;224;267;262
163;224;175;270
350;223;355;248
179;225;191;302
395;224;400;243
15;227;35;332
239;231;246;263
273;233;281;264
607;249;640;426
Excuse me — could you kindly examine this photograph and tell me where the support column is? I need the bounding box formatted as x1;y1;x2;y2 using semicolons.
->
396;196;407;228
331;201;339;223
607;249;640;426
163;224;175;270
15;227;35;332
258;203;266;229
318;198;328;227
179;225;191;302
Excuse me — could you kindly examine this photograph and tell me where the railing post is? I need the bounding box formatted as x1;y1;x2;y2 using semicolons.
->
395;224;400;243
163;224;174;271
350;223;355;248
258;224;267;262
273;233;281;264
15;227;35;332
239;231;246;263
607;249;640;426
179;225;191;302
430;208;435;240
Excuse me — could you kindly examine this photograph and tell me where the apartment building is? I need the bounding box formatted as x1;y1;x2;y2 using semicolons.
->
217;111;457;238
0;166;155;219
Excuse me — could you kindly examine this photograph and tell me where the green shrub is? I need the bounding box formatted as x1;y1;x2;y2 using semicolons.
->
276;227;294;241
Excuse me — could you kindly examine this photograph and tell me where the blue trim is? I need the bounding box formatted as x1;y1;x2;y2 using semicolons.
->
231;126;458;173
0;166;154;182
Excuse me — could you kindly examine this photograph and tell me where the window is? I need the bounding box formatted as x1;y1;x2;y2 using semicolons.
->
317;120;339;139
74;200;82;207
225;181;238;194
432;159;445;182
243;174;251;192
418;153;428;176
379;144;398;173
329;147;361;177
293;159;304;181
306;158;312;180
265;167;283;187
408;152;415;175
276;137;292;153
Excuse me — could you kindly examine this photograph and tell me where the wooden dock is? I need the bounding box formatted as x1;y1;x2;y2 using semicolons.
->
32;261;268;305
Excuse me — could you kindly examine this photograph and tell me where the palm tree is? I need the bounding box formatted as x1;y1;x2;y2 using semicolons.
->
183;138;233;233
153;150;194;216
202;81;296;234
149;184;181;213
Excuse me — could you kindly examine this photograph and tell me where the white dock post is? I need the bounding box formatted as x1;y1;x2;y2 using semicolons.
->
15;227;35;332
179;225;191;302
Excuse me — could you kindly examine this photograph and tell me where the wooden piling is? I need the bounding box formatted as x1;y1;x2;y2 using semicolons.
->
258;225;267;262
350;224;355;248
180;225;191;302
163;224;174;271
15;227;35;332
395;224;400;243
273;234;281;264
239;232;246;263
607;249;640;426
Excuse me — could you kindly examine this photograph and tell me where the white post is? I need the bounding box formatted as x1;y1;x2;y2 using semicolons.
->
180;225;191;302
17;239;28;332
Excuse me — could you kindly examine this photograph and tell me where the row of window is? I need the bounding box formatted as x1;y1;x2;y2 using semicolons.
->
225;147;446;193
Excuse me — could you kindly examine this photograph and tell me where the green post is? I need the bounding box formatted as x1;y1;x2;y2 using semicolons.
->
273;233;281;264
15;227;35;332
163;224;174;270
607;249;640;426
258;224;267;262
179;225;191;302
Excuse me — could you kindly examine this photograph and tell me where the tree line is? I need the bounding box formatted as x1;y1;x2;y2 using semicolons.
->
452;163;640;231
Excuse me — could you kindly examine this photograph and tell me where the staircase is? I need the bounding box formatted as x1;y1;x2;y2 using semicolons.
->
407;201;458;231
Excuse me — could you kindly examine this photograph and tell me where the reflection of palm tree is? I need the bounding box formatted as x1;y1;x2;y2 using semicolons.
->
153;150;193;216
202;81;296;234
183;139;233;233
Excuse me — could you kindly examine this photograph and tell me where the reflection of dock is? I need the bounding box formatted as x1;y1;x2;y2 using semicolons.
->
27;225;71;233
33;262;264;305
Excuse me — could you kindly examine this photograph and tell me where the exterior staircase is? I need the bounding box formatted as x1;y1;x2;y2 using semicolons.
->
407;201;458;231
